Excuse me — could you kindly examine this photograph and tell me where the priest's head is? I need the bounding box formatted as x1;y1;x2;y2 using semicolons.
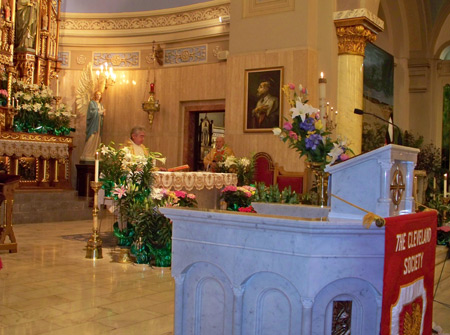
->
215;136;225;150
130;126;146;145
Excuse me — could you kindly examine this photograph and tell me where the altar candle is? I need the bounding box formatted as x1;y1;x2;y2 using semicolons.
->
150;83;155;93
318;72;327;121
95;152;99;182
444;173;448;197
56;77;59;96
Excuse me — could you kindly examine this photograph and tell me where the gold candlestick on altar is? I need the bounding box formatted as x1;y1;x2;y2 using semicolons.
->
85;181;103;259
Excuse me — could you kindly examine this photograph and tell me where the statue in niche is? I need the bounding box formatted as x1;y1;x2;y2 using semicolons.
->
2;1;12;22
15;0;38;51
41;5;48;31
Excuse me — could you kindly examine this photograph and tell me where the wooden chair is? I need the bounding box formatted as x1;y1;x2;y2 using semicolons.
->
274;164;307;194
0;174;20;253
254;152;275;186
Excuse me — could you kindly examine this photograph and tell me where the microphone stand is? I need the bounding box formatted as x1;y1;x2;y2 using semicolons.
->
354;109;403;145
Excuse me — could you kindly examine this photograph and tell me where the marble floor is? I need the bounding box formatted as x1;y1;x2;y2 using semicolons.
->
0;214;449;334
0;214;174;335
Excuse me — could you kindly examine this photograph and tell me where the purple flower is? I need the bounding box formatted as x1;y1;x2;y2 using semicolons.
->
305;133;322;150
299;117;316;132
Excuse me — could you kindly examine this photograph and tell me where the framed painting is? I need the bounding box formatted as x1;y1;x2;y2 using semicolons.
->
244;67;283;132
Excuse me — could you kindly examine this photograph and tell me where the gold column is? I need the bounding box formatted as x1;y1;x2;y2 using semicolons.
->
334;9;383;154
54;159;59;183
42;159;48;182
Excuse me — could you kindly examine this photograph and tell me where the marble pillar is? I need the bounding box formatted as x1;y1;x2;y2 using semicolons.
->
333;9;384;154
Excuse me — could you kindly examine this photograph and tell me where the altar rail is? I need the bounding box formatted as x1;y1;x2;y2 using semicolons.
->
0;132;73;189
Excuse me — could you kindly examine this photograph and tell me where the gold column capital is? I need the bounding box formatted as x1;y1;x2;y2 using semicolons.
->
334;9;383;56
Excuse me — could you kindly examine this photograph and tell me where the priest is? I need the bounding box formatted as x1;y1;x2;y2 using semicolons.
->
126;126;149;156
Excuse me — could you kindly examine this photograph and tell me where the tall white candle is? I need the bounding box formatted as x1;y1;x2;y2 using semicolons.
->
444;173;448;197
318;72;327;121
56;77;60;97
94;152;99;182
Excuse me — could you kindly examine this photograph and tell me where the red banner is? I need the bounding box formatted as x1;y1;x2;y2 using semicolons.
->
381;211;437;335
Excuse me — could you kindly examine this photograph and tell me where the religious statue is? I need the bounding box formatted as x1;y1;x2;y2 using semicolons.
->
76;63;108;162
41;5;48;31
15;0;38;51
79;91;105;161
2;1;11;22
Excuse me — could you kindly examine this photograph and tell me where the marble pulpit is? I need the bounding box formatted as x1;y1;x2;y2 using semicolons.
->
160;144;420;335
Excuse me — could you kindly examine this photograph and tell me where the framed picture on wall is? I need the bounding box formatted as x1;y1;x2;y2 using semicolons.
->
244;67;283;132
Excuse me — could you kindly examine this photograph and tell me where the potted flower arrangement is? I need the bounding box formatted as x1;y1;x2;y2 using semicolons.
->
100;144;159;245
100;143;199;266
99;143;169;263
12;79;75;136
273;84;352;169
273;84;353;205
220;185;256;211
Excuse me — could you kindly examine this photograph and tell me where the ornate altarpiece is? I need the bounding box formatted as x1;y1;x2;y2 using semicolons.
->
0;0;67;189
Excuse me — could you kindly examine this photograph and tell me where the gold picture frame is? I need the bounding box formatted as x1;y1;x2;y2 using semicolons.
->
244;67;283;132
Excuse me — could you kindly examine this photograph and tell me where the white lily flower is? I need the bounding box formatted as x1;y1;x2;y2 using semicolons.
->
327;143;344;165
100;146;110;155
240;157;250;167
272;127;282;136
290;100;310;122
224;156;236;168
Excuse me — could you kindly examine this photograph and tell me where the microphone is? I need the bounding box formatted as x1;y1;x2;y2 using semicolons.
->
354;108;403;145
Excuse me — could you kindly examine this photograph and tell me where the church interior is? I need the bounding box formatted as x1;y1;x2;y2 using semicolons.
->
1;0;450;334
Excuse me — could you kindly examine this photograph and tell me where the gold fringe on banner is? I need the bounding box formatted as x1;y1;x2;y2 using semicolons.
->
330;194;386;229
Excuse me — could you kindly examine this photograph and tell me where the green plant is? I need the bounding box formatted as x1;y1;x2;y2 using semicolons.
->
134;205;172;250
280;186;300;204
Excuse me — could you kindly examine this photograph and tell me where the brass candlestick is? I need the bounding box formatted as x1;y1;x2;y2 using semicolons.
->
85;181;103;259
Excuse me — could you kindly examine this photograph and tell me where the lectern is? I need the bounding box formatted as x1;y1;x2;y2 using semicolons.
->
325;144;419;220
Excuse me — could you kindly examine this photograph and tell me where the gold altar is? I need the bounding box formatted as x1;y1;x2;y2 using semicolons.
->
0;132;72;189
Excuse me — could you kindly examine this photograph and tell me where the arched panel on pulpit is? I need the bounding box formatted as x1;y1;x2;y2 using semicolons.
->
241;271;302;335
312;277;381;335
181;261;234;334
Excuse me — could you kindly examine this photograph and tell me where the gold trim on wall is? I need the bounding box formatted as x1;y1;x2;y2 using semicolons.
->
60;2;230;31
